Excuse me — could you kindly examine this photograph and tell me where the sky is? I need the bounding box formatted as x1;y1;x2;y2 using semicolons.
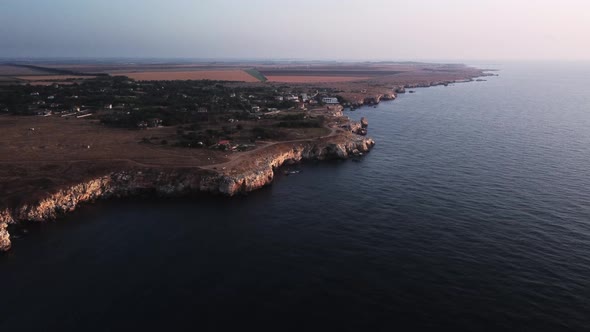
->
1;0;589;61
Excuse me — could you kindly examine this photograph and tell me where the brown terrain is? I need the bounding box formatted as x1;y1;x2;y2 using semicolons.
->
0;113;336;206
265;76;370;83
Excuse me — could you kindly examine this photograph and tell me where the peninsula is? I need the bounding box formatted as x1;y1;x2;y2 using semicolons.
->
0;61;488;251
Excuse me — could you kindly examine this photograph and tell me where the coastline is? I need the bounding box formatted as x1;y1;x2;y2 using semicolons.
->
0;70;490;253
0;133;374;252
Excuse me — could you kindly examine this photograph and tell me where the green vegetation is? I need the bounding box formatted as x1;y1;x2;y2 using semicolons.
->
245;68;268;82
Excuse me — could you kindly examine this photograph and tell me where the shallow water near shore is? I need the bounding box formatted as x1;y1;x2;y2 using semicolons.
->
2;62;590;331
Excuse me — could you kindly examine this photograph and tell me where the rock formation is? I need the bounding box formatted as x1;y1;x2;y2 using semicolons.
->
0;220;11;252
0;135;375;252
360;117;368;129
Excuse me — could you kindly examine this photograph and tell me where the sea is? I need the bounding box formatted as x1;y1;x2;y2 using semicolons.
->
2;62;590;331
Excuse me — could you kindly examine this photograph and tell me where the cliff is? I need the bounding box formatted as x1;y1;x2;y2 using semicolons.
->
0;135;375;252
202;135;375;195
0;211;11;252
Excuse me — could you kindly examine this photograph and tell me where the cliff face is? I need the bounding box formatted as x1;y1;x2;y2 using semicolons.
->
0;210;11;252
202;136;375;195
0;135;375;252
12;169;206;222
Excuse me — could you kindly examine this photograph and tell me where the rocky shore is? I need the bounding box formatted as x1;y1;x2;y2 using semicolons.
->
345;76;493;108
0;134;375;252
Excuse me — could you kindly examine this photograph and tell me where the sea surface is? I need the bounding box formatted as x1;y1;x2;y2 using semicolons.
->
2;62;590;331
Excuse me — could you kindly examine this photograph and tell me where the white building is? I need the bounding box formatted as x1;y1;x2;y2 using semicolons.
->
322;97;339;104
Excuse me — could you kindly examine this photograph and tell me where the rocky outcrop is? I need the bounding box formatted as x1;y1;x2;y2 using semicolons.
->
0;135;375;252
360;117;368;129
342;121;367;136
363;95;381;105
348;91;396;107
10;169;206;224
201;136;375;196
381;93;397;101
0;214;11;252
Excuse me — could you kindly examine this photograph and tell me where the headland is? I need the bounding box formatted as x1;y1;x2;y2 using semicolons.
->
0;60;489;251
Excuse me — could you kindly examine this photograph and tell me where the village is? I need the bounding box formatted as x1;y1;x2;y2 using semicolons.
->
0;76;374;154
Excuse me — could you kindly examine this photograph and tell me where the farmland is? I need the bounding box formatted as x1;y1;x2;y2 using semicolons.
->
116;70;262;82
16;75;97;81
265;76;370;83
0;64;99;85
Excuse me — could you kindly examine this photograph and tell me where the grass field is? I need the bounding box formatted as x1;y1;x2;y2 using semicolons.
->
244;68;267;82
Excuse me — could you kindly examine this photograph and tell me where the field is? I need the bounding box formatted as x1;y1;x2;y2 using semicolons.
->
265;76;370;83
0;65;53;76
0;64;97;85
256;65;408;83
16;75;97;81
1;61;487;88
0;115;230;204
116;70;261;82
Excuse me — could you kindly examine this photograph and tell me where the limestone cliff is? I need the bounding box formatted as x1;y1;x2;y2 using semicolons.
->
202;136;375;195
0;135;375;252
0;210;11;252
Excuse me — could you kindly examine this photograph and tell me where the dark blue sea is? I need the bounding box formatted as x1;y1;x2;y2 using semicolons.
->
2;62;590;331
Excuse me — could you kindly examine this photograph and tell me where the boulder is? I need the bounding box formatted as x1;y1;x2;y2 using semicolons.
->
360;117;368;128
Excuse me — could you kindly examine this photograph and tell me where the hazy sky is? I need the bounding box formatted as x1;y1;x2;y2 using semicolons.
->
1;0;589;61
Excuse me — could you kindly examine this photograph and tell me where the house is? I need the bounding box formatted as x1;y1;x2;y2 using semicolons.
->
148;118;163;127
300;93;308;102
197;107;208;113
137;118;162;129
251;106;260;113
104;104;113;109
322;97;339;104
218;140;230;145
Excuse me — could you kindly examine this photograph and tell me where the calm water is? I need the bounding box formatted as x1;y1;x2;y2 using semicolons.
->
2;62;590;331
